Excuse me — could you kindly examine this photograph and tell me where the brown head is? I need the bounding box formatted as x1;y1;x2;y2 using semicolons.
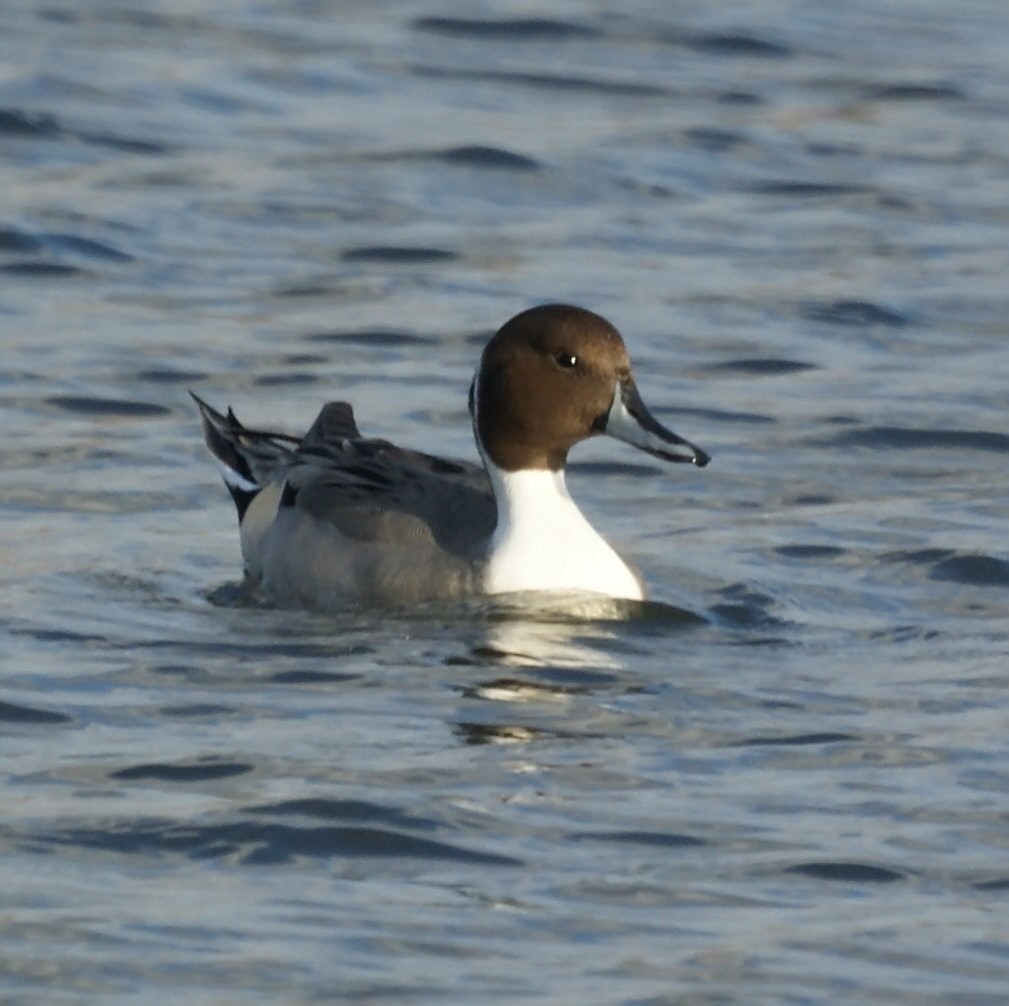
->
470;304;709;473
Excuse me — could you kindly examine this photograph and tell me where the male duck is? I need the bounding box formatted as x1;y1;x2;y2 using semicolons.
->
193;303;709;608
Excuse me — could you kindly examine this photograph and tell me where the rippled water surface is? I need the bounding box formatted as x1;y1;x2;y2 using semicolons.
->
3;1;1009;1002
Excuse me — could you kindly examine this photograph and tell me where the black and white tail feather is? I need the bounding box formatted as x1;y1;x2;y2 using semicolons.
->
191;392;367;521
191;392;304;520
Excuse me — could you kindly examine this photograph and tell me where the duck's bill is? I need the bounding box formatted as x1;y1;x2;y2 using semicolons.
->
602;378;710;467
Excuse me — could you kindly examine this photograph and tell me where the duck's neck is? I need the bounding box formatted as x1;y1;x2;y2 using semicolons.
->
482;464;644;600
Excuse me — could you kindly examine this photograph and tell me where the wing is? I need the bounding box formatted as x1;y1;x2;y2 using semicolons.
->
287;437;497;557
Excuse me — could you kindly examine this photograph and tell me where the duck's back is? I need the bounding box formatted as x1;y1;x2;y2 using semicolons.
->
195;396;497;607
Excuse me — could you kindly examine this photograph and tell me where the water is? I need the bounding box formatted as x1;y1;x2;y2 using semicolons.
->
2;1;1008;1002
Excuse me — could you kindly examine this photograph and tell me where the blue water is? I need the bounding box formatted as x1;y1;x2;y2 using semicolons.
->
2;2;1008;1002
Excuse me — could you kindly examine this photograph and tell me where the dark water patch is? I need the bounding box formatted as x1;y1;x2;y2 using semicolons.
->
681;127;749;152
0;227;42;253
42;233;133;262
817;426;1009;453
0;107;60;136
77;130;168;155
717;90;763;105
159;704;235;718
976;878;1009;891
342;245;457;264
149;663;208;679
492;70;665;98
307;328;432;346
2;261;85;278
0;699;73;725
674;404;776;425
436;145;541;171
110;760;252;782
727;635;791;647
775;544;847;560
862;83;964;102
11;626;107;644
571;829;707;849
38;5;76;21
805;140;862;158
413;16;598;40
142;638;368;660
284;353;328;366
269;669;361;684
531;665;621;690
44;819;520;867
710;584;783;629
248;798;437;831
202;586;254;610
617;178;677;199
234;823;523;866
46;395;170;418
738;732;859;747
0;106;164;154
681;31;792;58
788;493;836;506
747;180;869;197
136;367;210;384
253;372;320;387
786;861;905;883
711;357;817;376
759;698;803;712
868;624;941;643
443;653;483;667
930;554;1009;588
414;65;668;98
876;192;920;212
802;299;909;328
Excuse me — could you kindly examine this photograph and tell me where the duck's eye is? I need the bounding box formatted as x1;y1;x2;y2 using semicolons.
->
554;351;577;369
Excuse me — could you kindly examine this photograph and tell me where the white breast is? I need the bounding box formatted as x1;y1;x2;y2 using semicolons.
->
482;466;644;600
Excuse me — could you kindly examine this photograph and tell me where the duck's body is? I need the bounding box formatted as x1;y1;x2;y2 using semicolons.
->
194;304;708;610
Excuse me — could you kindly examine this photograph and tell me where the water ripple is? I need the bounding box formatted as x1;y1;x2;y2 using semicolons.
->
785;862;906;883
711;357;817;376
109;761;253;782
413;65;669;98
679;31;792;58
412;16;598;40
40;818;520;867
570;830;708;849
801;299;909;328
818;426;1009;453
930;554;1009;588
0;698;73;725
436;145;541;171
45;396;170;418
341;245;458;264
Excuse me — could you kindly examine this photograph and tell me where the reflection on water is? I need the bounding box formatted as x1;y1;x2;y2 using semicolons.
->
452;592;706;669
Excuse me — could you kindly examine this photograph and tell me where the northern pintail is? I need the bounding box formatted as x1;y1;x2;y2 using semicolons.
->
193;304;709;609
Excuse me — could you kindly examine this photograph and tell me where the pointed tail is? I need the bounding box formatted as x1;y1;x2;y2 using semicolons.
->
190;392;299;521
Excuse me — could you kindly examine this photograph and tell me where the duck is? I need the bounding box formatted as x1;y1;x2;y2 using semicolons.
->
193;303;709;609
